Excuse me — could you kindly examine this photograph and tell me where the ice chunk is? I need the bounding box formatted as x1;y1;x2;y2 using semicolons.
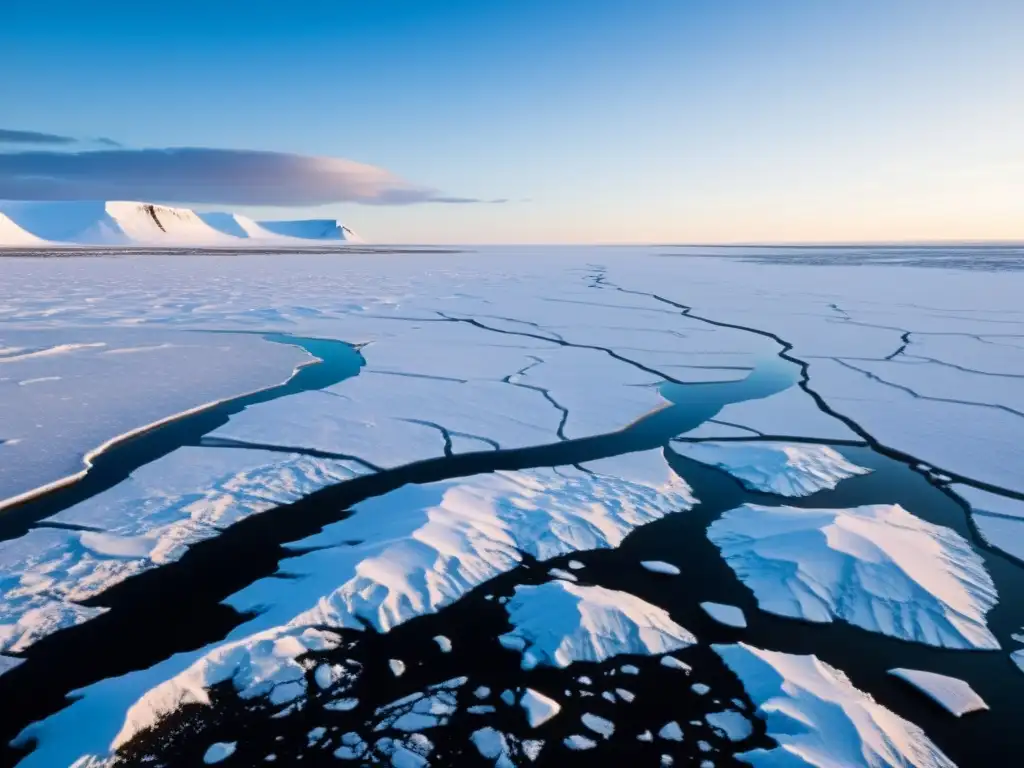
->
699;602;747;629
672;442;869;497
563;735;596;751
705;711;753;741
520;688;561;728
203;742;237;764
641;560;680;575
389;659;406;677
691;683;710;695
658;721;684;741
581;713;615;738
708;503;999;649
715;643;955;767
471;728;515;768
499;581;696;670
548;568;578;582
889;668;988;717
433;635;453;653
660;656;691;673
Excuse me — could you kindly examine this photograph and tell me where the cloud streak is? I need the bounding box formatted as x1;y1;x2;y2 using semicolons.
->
0;146;499;206
0;129;78;146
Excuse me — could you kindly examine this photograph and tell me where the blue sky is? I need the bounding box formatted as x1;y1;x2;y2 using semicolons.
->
1;0;1021;243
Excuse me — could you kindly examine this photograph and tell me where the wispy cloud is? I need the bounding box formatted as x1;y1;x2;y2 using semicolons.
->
0;146;500;206
0;128;79;146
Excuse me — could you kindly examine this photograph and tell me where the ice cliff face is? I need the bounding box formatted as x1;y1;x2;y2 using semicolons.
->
0;200;361;246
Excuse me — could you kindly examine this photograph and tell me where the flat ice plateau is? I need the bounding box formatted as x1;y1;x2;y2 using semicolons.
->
2;244;1024;767
708;503;999;649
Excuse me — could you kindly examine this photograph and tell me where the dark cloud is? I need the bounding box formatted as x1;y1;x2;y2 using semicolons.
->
0;146;501;206
0;128;78;146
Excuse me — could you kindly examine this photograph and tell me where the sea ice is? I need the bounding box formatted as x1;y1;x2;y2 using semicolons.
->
699;602;747;629
520;688;561;727
658;721;684;741
581;713;615;738
715;643;955;767
708;503;999;649
672;441;870;497
498;580;696;670
203;742;237;764
705;710;753;741
641;560;681;575
563;735;596;751
889;668;989;717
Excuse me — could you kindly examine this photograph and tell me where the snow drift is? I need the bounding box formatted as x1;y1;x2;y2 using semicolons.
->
0;200;361;246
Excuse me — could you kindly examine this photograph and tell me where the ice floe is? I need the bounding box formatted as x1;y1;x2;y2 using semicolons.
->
952;483;1024;563
520;688;561;727
203;741;237;764
581;713;615;738
700;602;747;629
705;710;753;741
889;668;988;717
708;503;999;649
498;580;696;670
641;560;681;575
715;643;955;767
672;441;870;497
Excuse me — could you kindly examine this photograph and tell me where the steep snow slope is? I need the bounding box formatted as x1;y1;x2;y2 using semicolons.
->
0;201;361;246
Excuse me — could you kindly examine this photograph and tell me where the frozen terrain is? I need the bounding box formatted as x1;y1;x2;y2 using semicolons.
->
708;503;999;649
1;244;1023;767
0;200;360;246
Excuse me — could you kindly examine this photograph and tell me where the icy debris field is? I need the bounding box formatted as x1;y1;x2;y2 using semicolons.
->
1;244;1024;767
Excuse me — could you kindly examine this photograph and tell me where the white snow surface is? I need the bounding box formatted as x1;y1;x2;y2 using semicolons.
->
708;503;999;649
714;643;955;768
888;668;989;717
498;580;697;670
699;602;747;629
671;441;870;497
0;200;361;246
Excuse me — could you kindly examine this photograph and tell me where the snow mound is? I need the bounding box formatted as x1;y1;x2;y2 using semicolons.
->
672;441;870;497
708;503;999;649
889;668;988;717
714;643;955;768
0;200;361;246
498;580;697;670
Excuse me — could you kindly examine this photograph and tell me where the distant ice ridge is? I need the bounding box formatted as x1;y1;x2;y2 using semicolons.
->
671;441;870;497
0;200;361;246
714;643;955;768
708;503;999;649
498;580;697;669
19;450;693;764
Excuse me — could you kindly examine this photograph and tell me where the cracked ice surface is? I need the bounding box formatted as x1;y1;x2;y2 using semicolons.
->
18;450;694;766
670;441;870;497
1;449;363;652
708;503;999;649
951;484;1024;563
714;643;956;768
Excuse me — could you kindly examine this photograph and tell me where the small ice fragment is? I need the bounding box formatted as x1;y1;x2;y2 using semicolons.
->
601;691;615;703
474;686;491;699
582;713;615;738
661;656;691;673
705;711;753;741
616;688;635;703
641;560;681;575
564;735;597;751
700;762;714;768
265;756;276;762
731;698;746;710
499;596;509;604
579;691;594;697
691;683;710;695
637;730;653;742
389;659;406;677
485;595;494;601
500;689;516;706
548;568;578;582
577;676;592;685
433;635;453;653
568;560;585;570
468;705;497;714
470;727;508;760
203;742;237;764
499;635;526;651
889;668;989;716
522;739;544;761
521;688;561;727
314;663;335;690
658;721;684;741
661;756;674;767
307;727;326;747
698;740;713;752
700;602;747;629
620;664;639;675
325;698;358;712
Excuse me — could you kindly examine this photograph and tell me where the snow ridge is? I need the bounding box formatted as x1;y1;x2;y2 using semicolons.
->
708;503;999;649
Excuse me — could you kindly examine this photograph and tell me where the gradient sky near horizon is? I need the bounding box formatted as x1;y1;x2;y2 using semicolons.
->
1;0;1022;243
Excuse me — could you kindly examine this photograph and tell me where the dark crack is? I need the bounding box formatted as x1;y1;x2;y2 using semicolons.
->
199;436;384;472
884;331;912;360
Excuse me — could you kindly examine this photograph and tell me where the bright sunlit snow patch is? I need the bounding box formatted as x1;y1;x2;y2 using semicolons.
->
888;668;988;717
715;643;955;767
672;441;870;497
708;503;999;649
498;580;696;670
